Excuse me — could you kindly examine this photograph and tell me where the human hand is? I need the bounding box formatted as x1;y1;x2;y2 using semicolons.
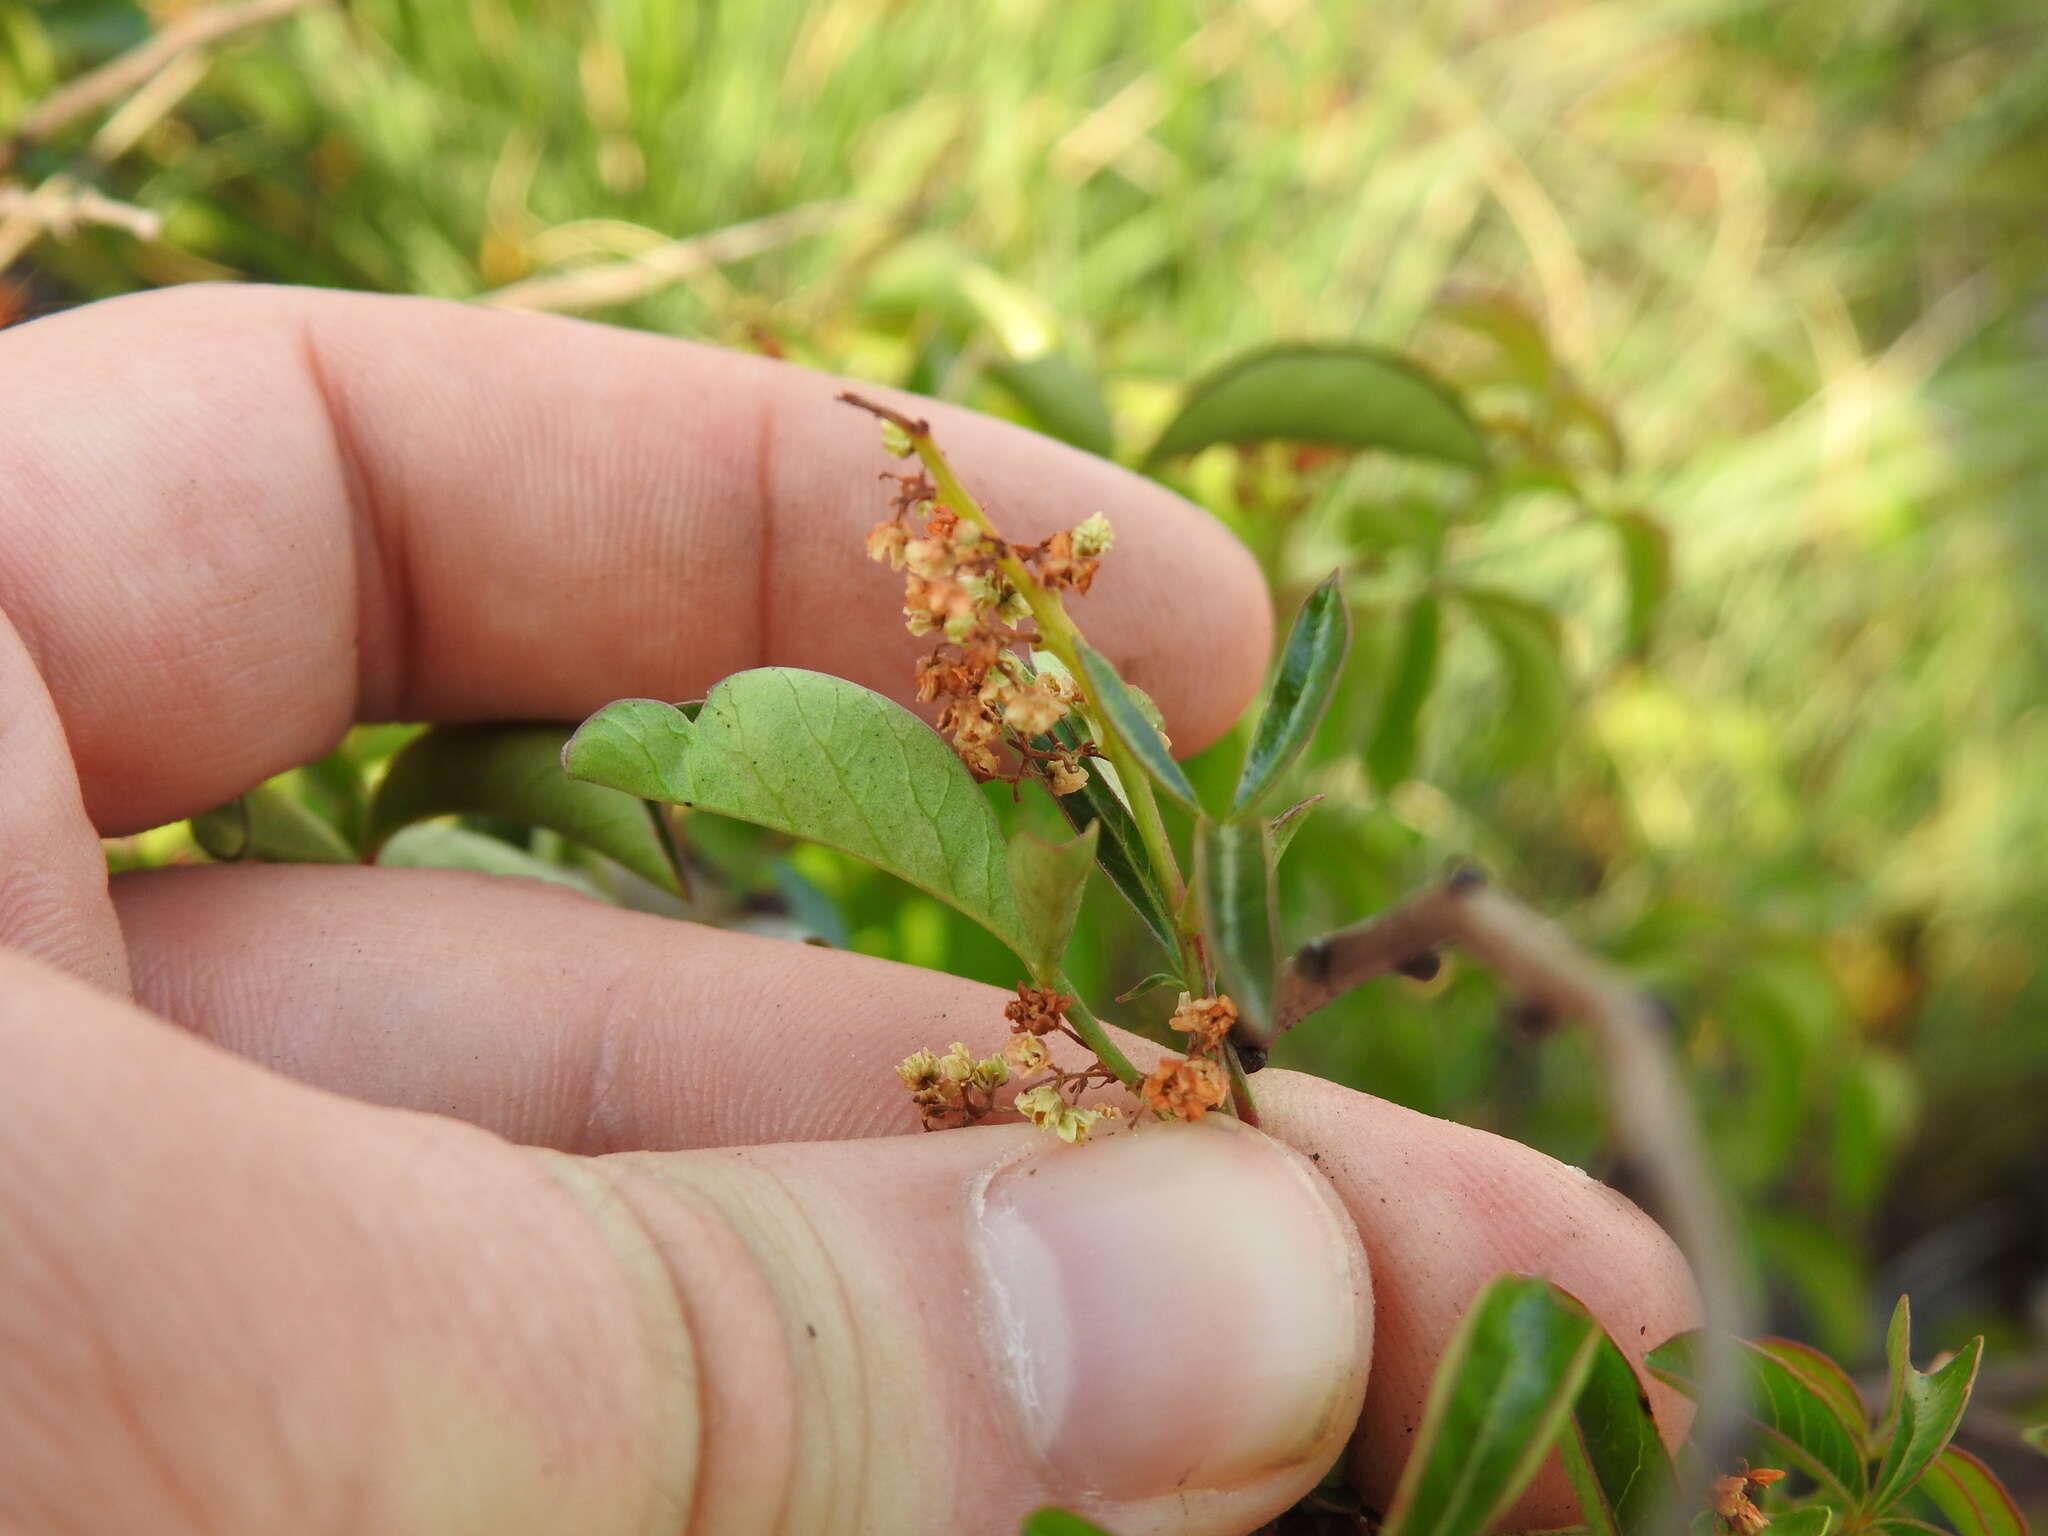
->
0;285;1696;1535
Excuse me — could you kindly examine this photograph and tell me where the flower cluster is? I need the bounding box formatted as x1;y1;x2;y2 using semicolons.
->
865;459;1110;789
895;983;1125;1142
897;1041;1010;1131
1131;991;1239;1122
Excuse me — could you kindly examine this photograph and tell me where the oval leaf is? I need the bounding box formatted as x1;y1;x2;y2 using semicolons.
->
1232;571;1351;815
1647;1333;1867;1500
191;783;356;865
1381;1276;1601;1536
1195;817;1280;1038
1920;1447;2028;1536
1752;1338;1869;1444
564;672;1027;956
365;723;682;895
1561;1314;1681;1536
1145;343;1488;471
1456;586;1572;763
987;352;1115;459
1075;642;1200;811
1009;823;1099;984
1366;594;1441;791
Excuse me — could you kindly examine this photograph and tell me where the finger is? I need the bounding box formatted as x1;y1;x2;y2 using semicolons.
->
1;284;1269;840
0;948;1368;1536
118;863;1700;1525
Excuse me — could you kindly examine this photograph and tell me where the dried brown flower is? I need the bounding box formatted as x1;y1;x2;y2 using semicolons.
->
1140;1055;1230;1121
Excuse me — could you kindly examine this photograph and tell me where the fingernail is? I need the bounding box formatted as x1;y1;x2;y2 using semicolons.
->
974;1118;1370;1499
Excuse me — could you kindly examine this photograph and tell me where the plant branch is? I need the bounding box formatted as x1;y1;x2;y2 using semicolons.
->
1268;867;1749;1534
838;391;1199;978
1057;982;1142;1089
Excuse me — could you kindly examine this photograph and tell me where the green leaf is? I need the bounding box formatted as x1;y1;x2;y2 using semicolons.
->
1562;1315;1680;1536
1041;719;1178;955
1075;643;1200;811
1381;1276;1601;1536
564;674;1026;955
1232;571;1351;814
1195;818;1280;1037
1606;510;1672;660
1144;343;1488;471
1770;1510;1837;1536
1456;586;1572;763
987;352;1116;459
191;783;356;864
1647;1332;1867;1499
365;723;682;895
374;822;599;893
1751;1339;1869;1444
1919;1447;2028;1536
1008;823;1099;984
1869;1305;1982;1514
1020;1510;1119;1536
1366;594;1441;790
2023;1425;2047;1456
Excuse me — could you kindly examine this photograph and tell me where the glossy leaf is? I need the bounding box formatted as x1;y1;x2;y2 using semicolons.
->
1919;1447;2028;1536
1075;643;1200;811
987;352;1115;458
1008;823;1099;984
1041;718;1178;955
1751;1339;1868;1443
1232;571;1351;814
1195;818;1280;1038
564;673;1027;955
1562;1316;1680;1536
191;783;356;865
1606;510;1672;660
1869;1301;1982;1514
1381;1276;1601;1536
365;723;681;895
1647;1332;1866;1499
1366;594;1441;790
1020;1510;1118;1536
1144;343;1488;471
375;822;598;893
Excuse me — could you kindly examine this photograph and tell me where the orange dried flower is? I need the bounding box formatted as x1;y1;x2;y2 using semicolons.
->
1004;983;1072;1036
1709;1464;1783;1536
1140;1055;1230;1121
1168;993;1238;1055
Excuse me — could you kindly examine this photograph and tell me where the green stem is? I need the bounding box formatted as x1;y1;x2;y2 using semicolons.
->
1058;980;1142;1089
912;432;1200;979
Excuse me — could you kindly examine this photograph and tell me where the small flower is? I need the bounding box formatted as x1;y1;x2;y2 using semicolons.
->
1070;512;1114;559
880;418;916;458
938;1041;976;1085
1004;983;1073;1036
1001;679;1067;736
1014;1084;1116;1143
1046;758;1089;796
1710;1465;1783;1536
866;520;909;567
1003;1032;1051;1075
1140;1054;1230;1121
1013;1083;1064;1123
971;1054;1010;1092
904;537;953;579
1168;992;1239;1055
896;1048;941;1090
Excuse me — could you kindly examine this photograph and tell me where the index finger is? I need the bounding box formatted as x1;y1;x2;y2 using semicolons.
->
2;284;1270;835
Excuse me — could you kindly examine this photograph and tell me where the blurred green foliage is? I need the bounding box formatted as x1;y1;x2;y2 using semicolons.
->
18;0;2047;1447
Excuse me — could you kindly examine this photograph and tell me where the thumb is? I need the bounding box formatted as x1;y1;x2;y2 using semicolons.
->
0;950;1370;1536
